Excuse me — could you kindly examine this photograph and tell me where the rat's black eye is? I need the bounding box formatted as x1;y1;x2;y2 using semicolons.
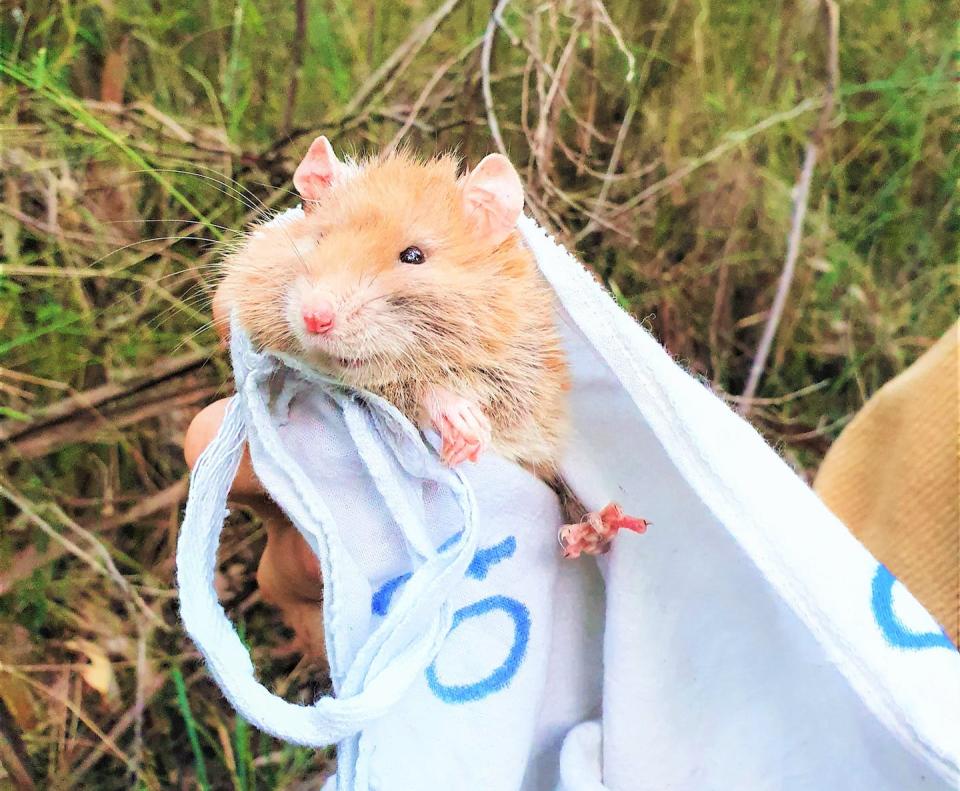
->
399;246;425;265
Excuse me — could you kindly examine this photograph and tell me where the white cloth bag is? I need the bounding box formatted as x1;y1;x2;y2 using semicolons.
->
177;210;959;791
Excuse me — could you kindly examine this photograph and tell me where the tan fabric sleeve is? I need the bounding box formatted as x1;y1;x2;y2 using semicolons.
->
814;323;959;644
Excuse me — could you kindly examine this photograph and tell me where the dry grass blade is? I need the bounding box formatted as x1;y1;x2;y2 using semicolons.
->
339;0;463;123
481;0;514;157
0;480;188;596
0;480;165;629
0;697;36;790
0;352;211;444
63;672;167;789
573;0;664;243
739;0;841;415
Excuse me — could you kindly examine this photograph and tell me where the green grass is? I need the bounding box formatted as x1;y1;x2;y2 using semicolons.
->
171;666;211;791
0;0;957;787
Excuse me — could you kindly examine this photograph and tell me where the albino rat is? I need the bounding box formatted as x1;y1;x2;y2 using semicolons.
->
216;136;647;555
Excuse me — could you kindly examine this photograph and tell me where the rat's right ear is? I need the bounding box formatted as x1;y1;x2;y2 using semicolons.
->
293;136;344;211
461;154;524;246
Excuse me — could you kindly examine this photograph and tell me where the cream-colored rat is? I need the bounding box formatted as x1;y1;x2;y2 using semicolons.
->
217;137;568;475
215;137;647;555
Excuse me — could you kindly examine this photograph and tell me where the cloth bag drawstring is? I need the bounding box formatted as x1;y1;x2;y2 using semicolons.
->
176;323;479;748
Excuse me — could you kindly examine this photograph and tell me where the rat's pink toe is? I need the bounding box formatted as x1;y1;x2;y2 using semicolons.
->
559;503;650;559
422;386;491;467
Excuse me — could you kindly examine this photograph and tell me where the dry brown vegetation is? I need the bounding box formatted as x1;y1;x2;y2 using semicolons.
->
1;0;957;787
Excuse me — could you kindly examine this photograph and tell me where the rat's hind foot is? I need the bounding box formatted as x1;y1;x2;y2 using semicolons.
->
558;502;649;559
423;386;492;466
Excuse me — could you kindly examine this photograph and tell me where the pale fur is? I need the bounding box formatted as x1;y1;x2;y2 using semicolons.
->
218;149;569;474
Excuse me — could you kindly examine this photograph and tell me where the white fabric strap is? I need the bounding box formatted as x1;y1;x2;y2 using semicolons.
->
341;400;438;562
176;326;478;748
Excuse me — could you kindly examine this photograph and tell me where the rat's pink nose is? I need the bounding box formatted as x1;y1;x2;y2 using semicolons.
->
301;300;335;335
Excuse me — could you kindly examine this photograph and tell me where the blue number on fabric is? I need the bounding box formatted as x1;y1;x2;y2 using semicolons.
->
437;530;463;553
370;535;516;615
871;564;953;651
467;536;516;580
368;534;530;703
425;595;530;704
370;572;413;617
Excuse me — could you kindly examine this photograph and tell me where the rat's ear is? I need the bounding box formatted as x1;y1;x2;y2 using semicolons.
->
461;154;524;246
293;136;344;210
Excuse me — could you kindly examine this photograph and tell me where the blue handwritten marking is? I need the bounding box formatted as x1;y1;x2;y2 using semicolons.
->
871;564;953;650
370;534;517;615
426;595;530;703
467;536;516;580
370;572;412;617
437;531;463;553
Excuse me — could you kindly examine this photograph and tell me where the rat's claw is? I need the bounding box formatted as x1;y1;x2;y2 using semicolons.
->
453;402;491;445
446;402;491;445
559;502;650;559
448;432;483;466
423;386;491;467
442;432;468;466
465;439;482;463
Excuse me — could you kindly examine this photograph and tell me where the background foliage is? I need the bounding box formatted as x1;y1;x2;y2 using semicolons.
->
1;0;957;787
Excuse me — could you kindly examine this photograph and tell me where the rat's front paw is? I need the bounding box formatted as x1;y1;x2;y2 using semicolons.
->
423;386;492;466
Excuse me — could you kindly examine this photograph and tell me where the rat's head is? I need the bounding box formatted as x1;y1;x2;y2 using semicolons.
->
220;137;537;387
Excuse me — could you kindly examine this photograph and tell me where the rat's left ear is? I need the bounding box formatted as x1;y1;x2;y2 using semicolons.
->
461;154;524;246
294;135;345;211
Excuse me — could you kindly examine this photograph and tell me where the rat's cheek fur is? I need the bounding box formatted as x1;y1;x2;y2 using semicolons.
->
219;244;302;355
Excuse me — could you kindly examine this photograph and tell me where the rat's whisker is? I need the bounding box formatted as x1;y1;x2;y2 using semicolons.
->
162;166;307;286
161;168;314;289
169;321;221;355
136;168;265;217
241;177;302;203
104;218;238;233
174;161;276;215
92;235;221;269
151;265;221;283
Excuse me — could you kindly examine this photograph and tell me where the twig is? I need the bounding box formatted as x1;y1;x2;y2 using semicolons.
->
83;101;240;155
573;4;599;175
127;102;192;143
738;0;839;415
0;479;189;596
0;204;119;246
722;379;829;406
4;382;219;461
63;648;167;788
0;663;135;773
532;11;582;180
0;479;166;629
388;36;484;150
339;0;462;123
0;351;210;444
604;96;824;219
771;412;852;442
0;697;35;790
575;0;676;243
481;0;514;157
281;0;308;137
